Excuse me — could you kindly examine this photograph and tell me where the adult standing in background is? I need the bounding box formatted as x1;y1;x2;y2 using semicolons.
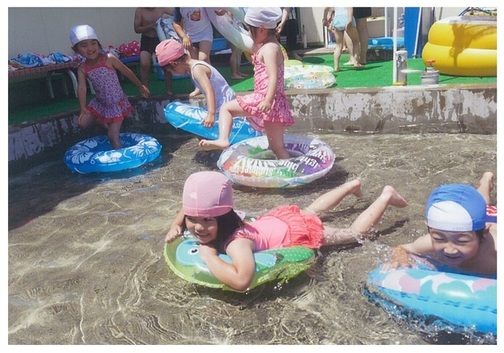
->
277;7;302;61
134;7;174;96
172;7;214;97
323;7;362;71
353;7;371;65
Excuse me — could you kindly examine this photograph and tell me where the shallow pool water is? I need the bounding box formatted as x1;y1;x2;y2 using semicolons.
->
8;133;497;345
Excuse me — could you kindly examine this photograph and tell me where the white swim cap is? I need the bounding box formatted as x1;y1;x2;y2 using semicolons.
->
244;8;282;29
69;24;99;47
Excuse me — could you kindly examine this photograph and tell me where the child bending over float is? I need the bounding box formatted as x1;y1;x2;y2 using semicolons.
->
199;8;295;160
165;171;408;291
156;39;236;128
70;24;150;149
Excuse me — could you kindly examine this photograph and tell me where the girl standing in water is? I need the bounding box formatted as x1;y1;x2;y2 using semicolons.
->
199;8;294;160
70;24;149;149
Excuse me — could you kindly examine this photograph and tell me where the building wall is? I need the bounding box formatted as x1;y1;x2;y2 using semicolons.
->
8;7;468;58
8;7;139;58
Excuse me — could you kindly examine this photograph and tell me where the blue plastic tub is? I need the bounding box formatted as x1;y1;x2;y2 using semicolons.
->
368;37;405;50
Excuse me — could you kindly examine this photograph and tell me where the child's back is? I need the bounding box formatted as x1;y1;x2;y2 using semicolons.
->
189;60;235;111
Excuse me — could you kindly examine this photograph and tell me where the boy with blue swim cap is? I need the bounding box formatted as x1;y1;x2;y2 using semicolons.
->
386;172;497;275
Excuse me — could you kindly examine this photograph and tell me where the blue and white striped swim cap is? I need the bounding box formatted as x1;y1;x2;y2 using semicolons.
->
425;184;487;232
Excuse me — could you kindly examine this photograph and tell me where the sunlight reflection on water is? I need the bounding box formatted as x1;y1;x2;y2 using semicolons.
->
8;133;496;345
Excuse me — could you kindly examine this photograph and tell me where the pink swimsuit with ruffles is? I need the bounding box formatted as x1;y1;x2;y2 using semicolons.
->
224;205;324;251
236;45;295;132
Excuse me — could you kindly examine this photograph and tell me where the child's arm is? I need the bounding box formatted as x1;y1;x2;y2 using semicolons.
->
199;238;256;291
257;44;279;113
322;7;334;27
172;14;191;50
107;54;150;98
192;64;217;127
276;8;289;34
165;208;185;243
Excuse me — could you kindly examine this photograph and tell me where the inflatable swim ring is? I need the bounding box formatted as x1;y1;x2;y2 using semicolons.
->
205;8;254;54
422;16;496;77
156;16;180;42
364;258;497;335
164;101;262;144
154;18;190;80
164;234;315;292
64;133;162;174
284;64;336;90
217;134;336;188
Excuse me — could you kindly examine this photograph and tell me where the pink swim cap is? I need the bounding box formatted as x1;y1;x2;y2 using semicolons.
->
183;171;234;217
155;39;185;66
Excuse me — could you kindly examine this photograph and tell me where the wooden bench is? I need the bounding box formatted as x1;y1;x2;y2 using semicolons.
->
9;56;140;100
8;62;81;99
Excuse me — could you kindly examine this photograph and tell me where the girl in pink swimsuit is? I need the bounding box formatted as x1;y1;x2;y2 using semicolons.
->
70;24;150;149
165;171;408;292
199;8;294;159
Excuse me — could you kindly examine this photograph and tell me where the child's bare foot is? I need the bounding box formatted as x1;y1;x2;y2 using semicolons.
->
110;140;123;150
230;74;246;79
189;88;201;97
381;186;408;208
478;171;495;203
199;139;229;151
480;172;495;193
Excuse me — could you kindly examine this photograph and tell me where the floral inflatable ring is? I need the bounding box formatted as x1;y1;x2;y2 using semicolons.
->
64;133;162;174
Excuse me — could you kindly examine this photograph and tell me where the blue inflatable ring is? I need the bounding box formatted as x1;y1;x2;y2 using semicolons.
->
364;257;497;335
164;101;262;144
64;133;162;173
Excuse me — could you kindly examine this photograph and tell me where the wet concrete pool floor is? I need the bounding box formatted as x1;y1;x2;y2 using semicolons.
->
8;131;497;345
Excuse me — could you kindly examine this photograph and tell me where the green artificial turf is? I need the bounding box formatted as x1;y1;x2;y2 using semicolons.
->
8;52;496;126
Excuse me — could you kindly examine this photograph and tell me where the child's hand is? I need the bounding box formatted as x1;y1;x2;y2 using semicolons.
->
181;36;192;50
139;85;150;99
258;100;272;114
214;9;227;16
381;246;413;272
165;226;182;243
202;113;215;128
199;244;218;262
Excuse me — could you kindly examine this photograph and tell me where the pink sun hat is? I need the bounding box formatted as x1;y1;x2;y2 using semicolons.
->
155;39;185;66
183;171;234;218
